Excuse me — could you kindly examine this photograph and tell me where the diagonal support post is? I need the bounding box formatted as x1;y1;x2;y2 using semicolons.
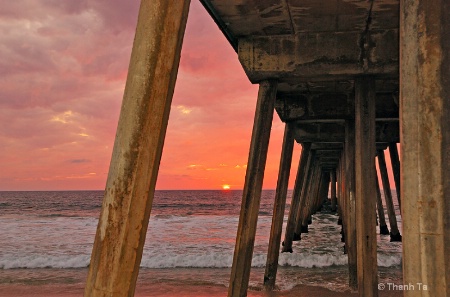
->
228;80;277;297
84;1;191;296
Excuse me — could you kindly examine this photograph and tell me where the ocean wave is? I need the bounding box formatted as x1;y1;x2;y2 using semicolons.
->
0;254;90;269
377;252;402;267
1;250;401;270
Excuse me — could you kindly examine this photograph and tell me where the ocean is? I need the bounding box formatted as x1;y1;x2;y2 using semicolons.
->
0;190;402;296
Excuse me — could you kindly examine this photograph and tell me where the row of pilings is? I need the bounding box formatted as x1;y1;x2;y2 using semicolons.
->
228;78;404;296
263;140;403;292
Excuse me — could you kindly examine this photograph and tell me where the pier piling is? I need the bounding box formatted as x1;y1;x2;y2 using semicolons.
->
375;175;389;235
282;143;311;252
345;119;357;289
400;1;450;295
264;124;294;291
228;80;277;297
388;143;401;212
355;77;378;297
377;150;401;241
84;1;190;296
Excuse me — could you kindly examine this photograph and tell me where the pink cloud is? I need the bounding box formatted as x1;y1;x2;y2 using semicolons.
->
2;1;371;192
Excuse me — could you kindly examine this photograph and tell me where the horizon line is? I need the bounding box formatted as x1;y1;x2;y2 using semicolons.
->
0;188;398;192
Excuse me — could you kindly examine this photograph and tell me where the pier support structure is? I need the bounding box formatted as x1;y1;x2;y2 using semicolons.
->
354;77;378;297
388;143;401;212
377;150;401;241
330;170;337;212
316;172;330;212
264;124;295;290
299;153;318;233
228;80;277;297
84;1;190;296
400;1;450;295
282;143;311;252
293;150;315;236
345;119;357;289
375;175;389;235
82;1;450;296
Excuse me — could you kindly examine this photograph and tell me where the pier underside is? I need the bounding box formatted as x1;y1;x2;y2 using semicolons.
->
84;1;449;297
200;1;449;296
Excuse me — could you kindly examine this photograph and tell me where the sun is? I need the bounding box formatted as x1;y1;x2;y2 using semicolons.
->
222;184;231;190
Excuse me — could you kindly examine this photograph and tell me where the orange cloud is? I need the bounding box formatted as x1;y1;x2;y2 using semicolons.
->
0;1;396;191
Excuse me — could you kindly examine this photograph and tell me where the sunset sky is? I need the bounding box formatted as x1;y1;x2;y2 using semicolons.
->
0;0;303;191
0;0;396;191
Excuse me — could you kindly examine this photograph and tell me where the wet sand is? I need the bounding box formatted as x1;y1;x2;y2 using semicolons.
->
0;283;403;297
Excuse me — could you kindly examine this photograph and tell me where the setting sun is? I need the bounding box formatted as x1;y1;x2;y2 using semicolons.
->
222;184;231;190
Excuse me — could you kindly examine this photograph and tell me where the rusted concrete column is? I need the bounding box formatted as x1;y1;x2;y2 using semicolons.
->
298;151;317;230
297;158;320;229
377;150;401;241
291;152;314;237
336;164;343;226
345;119;357;290
228;80;277;297
400;1;450;296
282;143;311;252
355;77;377;297
341;155;348;246
321;172;330;208
309;164;323;218
298;155;318;234
311;172;323;214
330;170;337;212
316;172;330;212
388;143;401;212
375;174;389;235
84;1;190;296
264;124;294;291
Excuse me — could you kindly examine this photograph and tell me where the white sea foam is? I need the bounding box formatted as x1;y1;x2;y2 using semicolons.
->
0;254;90;269
378;252;402;267
0;192;403;271
0;251;401;269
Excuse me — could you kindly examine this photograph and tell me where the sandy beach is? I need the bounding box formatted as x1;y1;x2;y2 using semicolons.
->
0;282;404;297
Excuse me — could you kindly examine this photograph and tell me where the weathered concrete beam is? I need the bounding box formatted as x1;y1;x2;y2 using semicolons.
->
388;143;401;212
319;162;339;167
275;93;398;122
315;150;342;157
321;166;337;172
317;157;340;163
229;80;277;297
264;124;294;290
282;144;312;252
377;149;401;241
293;121;399;143
354;77;378;296
345;119;357;289
311;143;343;150
316;157;341;163
84;1;190;296
330;170;337;212
276;79;399;95
401;1;450;294
294;153;317;235
299;159;321;229
238;30;399;83
375;172;389;235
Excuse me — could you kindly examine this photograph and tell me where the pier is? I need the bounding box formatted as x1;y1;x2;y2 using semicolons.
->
84;1;449;297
